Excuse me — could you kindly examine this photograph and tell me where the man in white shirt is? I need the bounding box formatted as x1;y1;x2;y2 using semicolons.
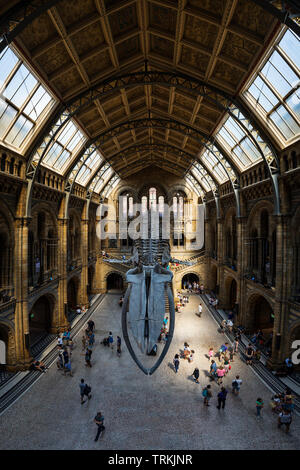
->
198;303;203;317
227;319;233;332
232;375;243;395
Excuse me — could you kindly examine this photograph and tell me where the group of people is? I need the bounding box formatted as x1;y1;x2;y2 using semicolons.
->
56;328;74;376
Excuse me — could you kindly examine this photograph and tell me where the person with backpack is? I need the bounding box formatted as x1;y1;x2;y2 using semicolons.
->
94;411;105;442
232;375;242;395
217;387;228;409
256;397;264;418
173;354;180;373
202;385;212;406
209;360;217;380
278;409;292;433
192;367;200;383
108;332;114;350
246;343;254;365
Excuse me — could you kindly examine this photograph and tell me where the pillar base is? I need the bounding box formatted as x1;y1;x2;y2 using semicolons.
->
266;357;285;372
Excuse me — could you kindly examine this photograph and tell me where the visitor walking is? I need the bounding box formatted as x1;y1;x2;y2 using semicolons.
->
198;303;202;317
232;375;242;395
192;367;200;383
246;343;254;365
217;387;228;409
94;411;105;441
256;397;264;418
85;348;92;367
234;336;239;353
117;336;121;357
208;347;214;359
173;354;180;373
202;385;212;406
217;365;226;385
210;360;217;380
278;410;292;433
108;332;114;350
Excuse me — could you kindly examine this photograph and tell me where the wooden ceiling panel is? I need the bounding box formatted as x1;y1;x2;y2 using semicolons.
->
210;59;243;88
85;50;114;81
149;3;177;38
116;36;141;62
220;31;260;67
230;0;275;36
51;68;84;95
56;0;98;28
19;12;60;50
183;14;219;50
180;45;210;76
150;35;174;60
186;0;226;18
71;21;106;58
108;4;138;41
36;42;73;76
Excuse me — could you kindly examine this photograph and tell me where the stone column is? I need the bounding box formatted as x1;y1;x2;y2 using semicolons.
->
13;216;32;370
57;215;69;332
236;216;247;324
268;215;289;369
79;202;89;308
217;217;225;306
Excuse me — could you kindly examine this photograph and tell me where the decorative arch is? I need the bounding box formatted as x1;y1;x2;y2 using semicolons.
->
246;292;275;333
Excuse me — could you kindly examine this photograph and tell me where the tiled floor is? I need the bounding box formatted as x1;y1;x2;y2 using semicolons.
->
0;293;299;450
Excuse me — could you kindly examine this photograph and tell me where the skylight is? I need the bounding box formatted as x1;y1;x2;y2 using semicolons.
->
0;46;55;150
244;28;300;143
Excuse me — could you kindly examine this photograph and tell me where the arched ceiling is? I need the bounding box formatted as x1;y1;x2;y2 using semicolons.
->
0;0;297;201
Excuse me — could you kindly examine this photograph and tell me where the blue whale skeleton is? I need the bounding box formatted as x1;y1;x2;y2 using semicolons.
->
104;238;193;375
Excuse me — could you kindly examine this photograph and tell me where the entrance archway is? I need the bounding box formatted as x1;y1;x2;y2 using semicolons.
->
88;266;95;296
107;273;123;290
229;278;237;309
67;277;78;310
181;273;199;289
210;265;217;291
248;295;274;333
29;295;53;347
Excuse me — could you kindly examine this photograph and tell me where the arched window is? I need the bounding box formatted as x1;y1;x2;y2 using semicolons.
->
122;195;127;217
158;196;164;215
173;196;178;215
179;196;184;217
128;197;133;217
149;187;156;211
141;196;147;214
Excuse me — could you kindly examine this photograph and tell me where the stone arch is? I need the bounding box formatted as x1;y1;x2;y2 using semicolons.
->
210;263;218;291
68;209;82;266
224;276;238;310
290;206;300;300
114;185;138;202
246;293;275;334
29;202;58;286
106;271;124;290
28;293;56;349
0;321;16;369
67;275;80;309
0;200;15;300
87;265;95;295
180;272;200;289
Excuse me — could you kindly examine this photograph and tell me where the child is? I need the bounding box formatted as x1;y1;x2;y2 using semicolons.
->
208;347;214;359
256;397;264;418
224;357;230;374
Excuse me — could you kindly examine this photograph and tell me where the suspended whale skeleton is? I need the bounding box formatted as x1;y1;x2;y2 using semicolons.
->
104;240;194;375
